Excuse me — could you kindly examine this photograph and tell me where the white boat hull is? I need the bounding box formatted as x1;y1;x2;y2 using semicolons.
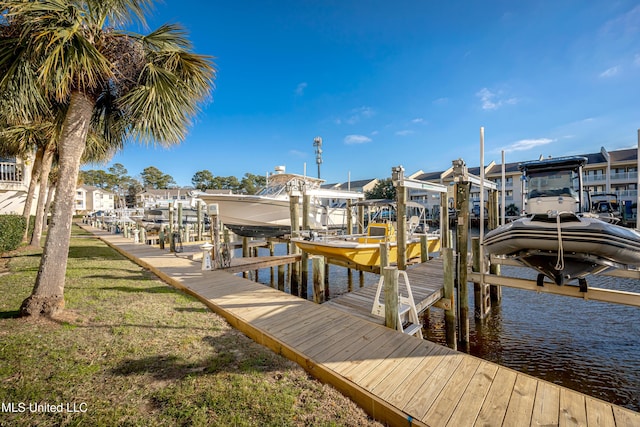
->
199;193;349;238
484;213;640;285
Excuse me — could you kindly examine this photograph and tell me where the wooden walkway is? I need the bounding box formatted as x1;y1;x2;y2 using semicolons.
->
325;261;446;324
82;224;640;427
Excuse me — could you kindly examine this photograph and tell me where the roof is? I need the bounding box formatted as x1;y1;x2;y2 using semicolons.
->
608;148;637;163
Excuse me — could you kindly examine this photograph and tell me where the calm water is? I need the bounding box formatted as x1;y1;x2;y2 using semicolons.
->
239;245;640;412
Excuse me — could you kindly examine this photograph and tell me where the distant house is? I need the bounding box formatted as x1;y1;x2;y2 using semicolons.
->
75;185;115;215
0;154;38;215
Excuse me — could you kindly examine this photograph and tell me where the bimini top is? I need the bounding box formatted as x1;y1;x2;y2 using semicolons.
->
518;156;588;173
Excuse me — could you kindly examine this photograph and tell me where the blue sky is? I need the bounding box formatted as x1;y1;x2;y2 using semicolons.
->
100;0;640;187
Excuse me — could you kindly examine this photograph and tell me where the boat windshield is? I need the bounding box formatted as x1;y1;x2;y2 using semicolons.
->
527;170;578;199
257;183;287;197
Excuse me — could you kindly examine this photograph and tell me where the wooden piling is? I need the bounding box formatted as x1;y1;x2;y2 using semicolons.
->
443;247;457;350
420;235;429;263
357;204;365;234
383;266;398;331
455;180;471;351
472;237;491;320
252;246;259;282
269;241;275;286
440;190;450;248
300;195;310;297
196;201;203;241
289;194;300;296
212;214;221;268
169;205;174;234
379;242;389;269
324;260;330;300
312;256;325;303
242;237;250;279
277;264;285;292
397;184;407;270
488;190;502;302
346;199;353;234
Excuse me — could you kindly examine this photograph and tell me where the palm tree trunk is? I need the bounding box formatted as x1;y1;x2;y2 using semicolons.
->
21;92;93;317
44;180;56;218
21;146;44;243
29;142;55;247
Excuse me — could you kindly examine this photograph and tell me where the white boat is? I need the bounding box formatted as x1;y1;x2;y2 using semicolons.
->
483;156;640;287
197;167;363;238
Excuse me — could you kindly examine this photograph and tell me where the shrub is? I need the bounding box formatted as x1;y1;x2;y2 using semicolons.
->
0;215;26;253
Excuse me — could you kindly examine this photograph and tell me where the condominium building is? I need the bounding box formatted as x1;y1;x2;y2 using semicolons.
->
410;147;638;218
75;185;115;215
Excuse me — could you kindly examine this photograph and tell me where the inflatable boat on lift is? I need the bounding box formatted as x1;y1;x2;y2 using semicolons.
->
483;156;640;288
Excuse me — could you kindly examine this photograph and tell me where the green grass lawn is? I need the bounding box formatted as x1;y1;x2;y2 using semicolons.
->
0;225;381;426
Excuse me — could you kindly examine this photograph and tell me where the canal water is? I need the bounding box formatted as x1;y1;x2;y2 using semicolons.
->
240;244;640;412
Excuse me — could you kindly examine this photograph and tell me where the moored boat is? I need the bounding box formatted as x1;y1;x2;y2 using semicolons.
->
197;167;363;238
293;223;441;268
483;156;640;286
292;200;441;269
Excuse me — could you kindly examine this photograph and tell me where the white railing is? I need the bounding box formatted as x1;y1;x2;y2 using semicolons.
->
0;162;23;183
584;174;606;183
615;189;638;199
610;171;638;181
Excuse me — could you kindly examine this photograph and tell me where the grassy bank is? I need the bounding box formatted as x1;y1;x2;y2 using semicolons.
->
0;226;381;426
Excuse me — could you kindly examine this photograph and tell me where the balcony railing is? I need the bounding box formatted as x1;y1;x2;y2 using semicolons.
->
610;171;638;181
615;189;638;199
0;162;23;183
584;174;606;183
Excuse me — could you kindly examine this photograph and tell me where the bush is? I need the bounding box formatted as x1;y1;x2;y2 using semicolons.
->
0;215;26;253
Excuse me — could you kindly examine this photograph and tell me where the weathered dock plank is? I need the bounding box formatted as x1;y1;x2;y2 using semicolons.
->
474;367;518;426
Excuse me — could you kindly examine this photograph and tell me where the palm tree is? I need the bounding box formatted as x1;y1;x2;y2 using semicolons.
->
0;0;216;317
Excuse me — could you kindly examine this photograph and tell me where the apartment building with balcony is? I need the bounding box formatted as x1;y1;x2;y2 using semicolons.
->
75;185;115;215
410;146;638;217
0;155;38;215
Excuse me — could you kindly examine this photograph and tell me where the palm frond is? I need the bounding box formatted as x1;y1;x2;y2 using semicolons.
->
118;24;215;145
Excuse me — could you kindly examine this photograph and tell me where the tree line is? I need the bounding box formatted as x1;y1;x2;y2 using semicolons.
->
80;165;267;208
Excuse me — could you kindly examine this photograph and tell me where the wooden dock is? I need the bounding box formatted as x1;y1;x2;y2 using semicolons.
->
82;224;640;427
325;260;446;324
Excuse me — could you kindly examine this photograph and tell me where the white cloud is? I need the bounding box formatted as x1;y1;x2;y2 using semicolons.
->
599;66;620;78
476;88;518;110
503;138;554;153
601;5;640;38
345;106;375;124
344;134;372;145
289;149;307;158
295;82;308;96
395;130;414;136
411;118;425;124
433;97;449;105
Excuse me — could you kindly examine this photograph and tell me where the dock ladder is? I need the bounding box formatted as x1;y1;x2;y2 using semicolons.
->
371;270;423;339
